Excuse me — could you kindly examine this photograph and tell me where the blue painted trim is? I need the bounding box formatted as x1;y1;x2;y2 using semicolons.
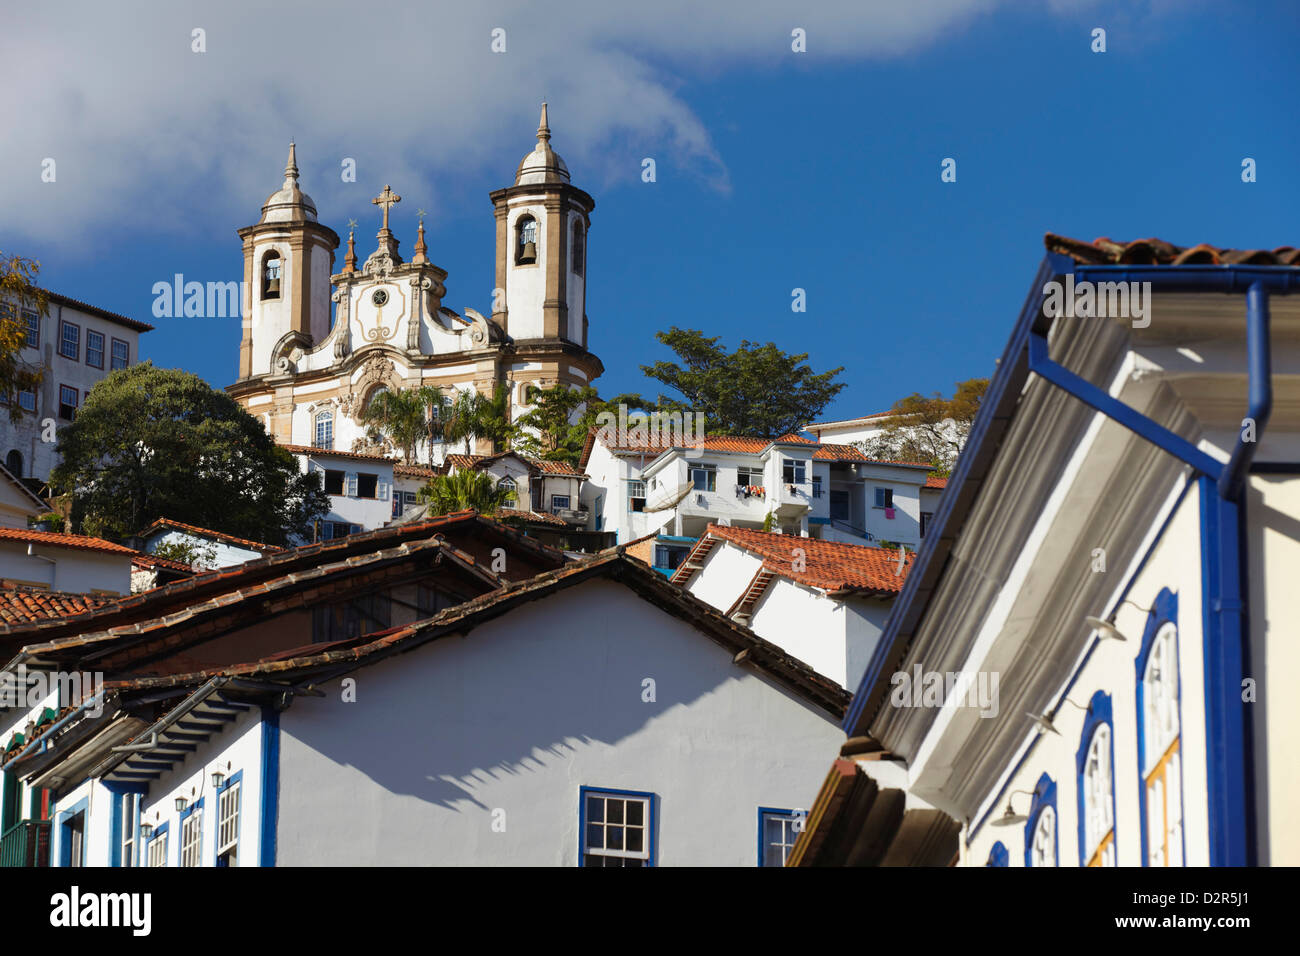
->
1074;691;1116;866
1134;587;1186;867
966;477;1195;845
578;786;656;867
1023;773;1058;867
986;842;1009;867
1198;476;1251;865
215;769;243;867
145;820;169;867
655;535;698;544
259;707;280;867
1028;333;1223;479
179;795;204;865
756;806;795;867
54;795;89;867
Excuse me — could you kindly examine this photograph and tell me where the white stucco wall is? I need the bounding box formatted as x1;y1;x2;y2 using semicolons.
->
0;542;132;593
144;530;262;570
275;579;843;865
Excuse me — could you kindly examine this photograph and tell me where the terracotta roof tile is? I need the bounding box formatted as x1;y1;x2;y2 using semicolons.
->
280;443;394;464
497;508;568;527
136;519;284;554
924;475;948;490
0;528;136;555
1045;232;1300;267
393;463;436;479
676;525;915;595
0;588;120;625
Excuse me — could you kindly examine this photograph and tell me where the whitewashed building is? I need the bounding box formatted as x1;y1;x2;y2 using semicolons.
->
134;518;284;569
0;528;134;595
793;233;1300;868
0;291;151;484
0;464;45;530
671;524;912;690
0;526;846;867
580;431;934;547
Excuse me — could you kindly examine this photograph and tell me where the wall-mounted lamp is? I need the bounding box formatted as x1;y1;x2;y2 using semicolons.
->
211;770;225;790
140;822;153;839
1027;696;1090;736
174;796;187;813
989;790;1036;827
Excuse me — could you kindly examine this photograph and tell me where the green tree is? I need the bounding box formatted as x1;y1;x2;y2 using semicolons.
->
512;383;602;464
638;327;845;438
51;362;329;543
416;469;512;517
150;538;218;569
853;378;987;476
0;252;47;422
441;384;516;455
360;384;446;464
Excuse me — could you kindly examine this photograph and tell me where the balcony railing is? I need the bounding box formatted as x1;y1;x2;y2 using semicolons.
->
0;819;51;867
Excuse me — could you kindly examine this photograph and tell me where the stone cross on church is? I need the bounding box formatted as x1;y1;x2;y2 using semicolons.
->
372;185;401;231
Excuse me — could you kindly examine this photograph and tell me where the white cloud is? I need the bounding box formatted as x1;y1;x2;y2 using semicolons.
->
0;0;1053;251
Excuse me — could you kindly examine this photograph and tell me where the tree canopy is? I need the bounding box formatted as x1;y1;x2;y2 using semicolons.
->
0;252;47;423
416;469;512;517
633;327;845;439
853;377;987;476
360;384;446;464
50;362;329;543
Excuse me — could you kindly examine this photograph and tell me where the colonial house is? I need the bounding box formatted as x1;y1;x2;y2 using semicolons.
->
283;445;396;539
132;519;285;569
0;528;135;595
0;519;846;867
804;412;892;446
670;525;913;690
0;291;152;484
0;463;46;530
580;430;935;548
226;106;602;466
791;233;1300;868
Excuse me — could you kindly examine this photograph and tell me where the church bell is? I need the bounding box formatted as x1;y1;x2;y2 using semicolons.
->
520;240;537;263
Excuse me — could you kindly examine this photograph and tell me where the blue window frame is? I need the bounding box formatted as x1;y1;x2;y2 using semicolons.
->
986;842;1009;867
146;820;169;867
56;796;89;867
58;319;79;360
579;786;655;866
757;807;800;867
1076;691;1117;866
1135;587;1185;867
215;770;242;867
1023;773;1058;867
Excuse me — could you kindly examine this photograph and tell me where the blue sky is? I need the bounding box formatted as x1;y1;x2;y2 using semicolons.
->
3;0;1297;424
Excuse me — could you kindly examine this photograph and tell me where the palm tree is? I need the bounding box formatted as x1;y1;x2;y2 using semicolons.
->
440;384;517;456
360;385;445;464
416;469;512;516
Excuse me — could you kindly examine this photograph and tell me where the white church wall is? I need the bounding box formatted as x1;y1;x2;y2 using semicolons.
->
505;201;547;340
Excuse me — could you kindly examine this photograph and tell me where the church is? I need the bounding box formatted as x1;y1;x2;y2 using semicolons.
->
226;105;603;462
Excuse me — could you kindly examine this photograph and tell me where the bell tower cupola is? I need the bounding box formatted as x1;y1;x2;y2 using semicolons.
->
489;105;594;347
236;142;340;380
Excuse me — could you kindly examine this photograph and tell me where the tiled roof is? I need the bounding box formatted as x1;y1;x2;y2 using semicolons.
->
42;289;155;332
811;443;931;468
0;588;119;625
444;452;586;478
0;528;136;555
1045;232;1300;267
131;553;197;573
532;459;586;476
924;475;948;490
136;519;283;554
807;412;893;429
673;525;915;595
281;444;394;464
393;463;436;479
107;551;850;720
444;453;486;470
497;508;567;526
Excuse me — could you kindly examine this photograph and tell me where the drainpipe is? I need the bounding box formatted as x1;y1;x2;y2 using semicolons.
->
25;543;57;590
3;689;107;767
1217;283;1271;500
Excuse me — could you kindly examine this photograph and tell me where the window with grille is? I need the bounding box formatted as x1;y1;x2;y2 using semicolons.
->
627;479;646;512
217;778;241;867
1082;723;1115;867
1029;806;1056;867
314;411;333;450
1142;622;1182;867
759;809;800;867
23;310;39;349
58;384;78;421
120;792;139;867
581;788;653;867
86;330;105;368
180;804;203;867
59;320;80;360
148;825;168;867
499;476;517;505
110;338;129;370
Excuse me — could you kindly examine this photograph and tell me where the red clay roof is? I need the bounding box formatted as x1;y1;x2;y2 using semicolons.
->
497;508;567;527
136;519;284;554
393;463;436;479
532;459;586;477
0;588;120;625
281;444;394;464
924;475;948;490
1045;232;1300;267
0;528;136;555
131;553;197;573
42;289;155;332
674;525;915;595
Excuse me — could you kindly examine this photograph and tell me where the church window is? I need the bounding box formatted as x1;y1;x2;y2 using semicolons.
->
86;330;105;369
572;221;585;276
1082;722;1115;866
371;289;388;307
111;338;129;370
314;411;333;450
1023;774;1057;867
261;252;282;300
516;216;538;265
5;451;21;478
1141;621;1183;867
58;320;80;360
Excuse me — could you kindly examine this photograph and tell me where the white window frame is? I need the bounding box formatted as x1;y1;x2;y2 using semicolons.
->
1083;724;1115;866
217;779;241;865
1030;806;1056;867
147;826;168;867
180;804;203;867
581;789;652;867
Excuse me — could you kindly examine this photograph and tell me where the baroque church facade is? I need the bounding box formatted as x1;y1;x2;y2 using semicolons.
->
226;106;603;460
